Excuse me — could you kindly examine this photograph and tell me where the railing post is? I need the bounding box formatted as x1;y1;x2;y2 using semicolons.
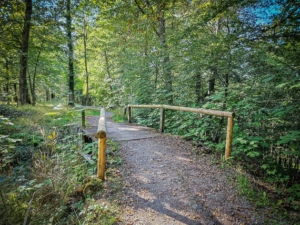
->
81;109;85;128
98;136;106;179
128;106;131;123
160;107;165;133
225;116;234;159
97;108;106;180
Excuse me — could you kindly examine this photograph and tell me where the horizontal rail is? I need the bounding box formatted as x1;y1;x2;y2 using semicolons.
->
127;104;234;159
128;104;234;118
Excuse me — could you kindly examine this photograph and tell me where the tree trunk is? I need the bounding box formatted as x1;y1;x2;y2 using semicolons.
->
158;4;173;104
5;58;9;93
30;46;42;105
13;83;18;102
5;58;10;104
46;88;50;101
195;72;202;103
104;50;113;93
207;67;217;95
19;0;32;105
83;16;89;105
224;73;229;98
208;78;215;94
66;0;75;106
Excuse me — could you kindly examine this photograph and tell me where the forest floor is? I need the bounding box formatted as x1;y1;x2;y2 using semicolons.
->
86;114;291;225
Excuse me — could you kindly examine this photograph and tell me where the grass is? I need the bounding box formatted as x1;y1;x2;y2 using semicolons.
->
85;109;100;117
111;109;127;123
234;171;300;224
0;104;122;224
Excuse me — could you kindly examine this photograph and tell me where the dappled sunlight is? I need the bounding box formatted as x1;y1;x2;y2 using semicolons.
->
175;156;193;163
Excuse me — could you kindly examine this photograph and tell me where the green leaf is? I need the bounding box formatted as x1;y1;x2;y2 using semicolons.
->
276;82;289;88
290;82;300;89
277;131;300;145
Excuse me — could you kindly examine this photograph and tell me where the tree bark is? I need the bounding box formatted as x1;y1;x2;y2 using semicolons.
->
66;0;75;106
28;47;41;106
5;58;10;104
83;16;89;105
195;72;202;103
224;73;229;98
13;83;18;102
158;4;173;104
19;0;32;105
208;67;217;95
5;58;9;93
46;88;50;101
208;78;215;94
104;50;113;93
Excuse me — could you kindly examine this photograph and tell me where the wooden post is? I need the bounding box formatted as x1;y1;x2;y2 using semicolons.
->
97;137;106;179
81;109;85;128
97;108;106;180
128;106;131;123
160;107;165;133
225;116;234;159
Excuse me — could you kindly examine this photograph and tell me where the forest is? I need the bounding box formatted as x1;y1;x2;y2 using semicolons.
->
0;0;300;224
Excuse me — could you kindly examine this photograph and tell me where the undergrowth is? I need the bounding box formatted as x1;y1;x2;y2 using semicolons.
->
111;109;127;123
235;172;300;224
0;104;122;224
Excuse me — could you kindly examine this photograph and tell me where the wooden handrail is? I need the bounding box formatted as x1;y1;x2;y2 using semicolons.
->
97;108;106;180
127;104;234;117
127;104;234;159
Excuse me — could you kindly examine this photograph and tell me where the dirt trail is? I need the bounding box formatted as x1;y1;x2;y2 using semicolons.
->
85;113;270;225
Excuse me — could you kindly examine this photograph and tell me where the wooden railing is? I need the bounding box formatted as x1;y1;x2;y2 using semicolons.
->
97;108;106;180
80;107;107;180
127;104;234;159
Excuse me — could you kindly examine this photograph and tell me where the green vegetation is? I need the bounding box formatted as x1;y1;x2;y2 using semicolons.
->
85;109;101;117
235;173;294;224
0;105;121;224
111;110;127;123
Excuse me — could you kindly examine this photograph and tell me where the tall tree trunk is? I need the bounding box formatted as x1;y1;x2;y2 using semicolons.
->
104;50;113;93
5;58;9;93
208;78;215;94
224;73;229;98
5;58;9;104
195;72;202;104
19;0;32;105
28;48;41;106
158;4;173;104
46;88;50;101
13;83;18;102
207;67;217;95
83;16;89;105
66;0;75;106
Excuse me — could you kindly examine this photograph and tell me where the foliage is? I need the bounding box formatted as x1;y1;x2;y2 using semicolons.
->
0;105;120;224
111;109;127;123
234;173;295;224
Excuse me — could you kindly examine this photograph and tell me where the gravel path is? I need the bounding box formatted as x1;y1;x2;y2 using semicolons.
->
119;136;265;225
85;114;272;225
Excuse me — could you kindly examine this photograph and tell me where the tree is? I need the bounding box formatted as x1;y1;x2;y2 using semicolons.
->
18;0;32;105
66;0;75;106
